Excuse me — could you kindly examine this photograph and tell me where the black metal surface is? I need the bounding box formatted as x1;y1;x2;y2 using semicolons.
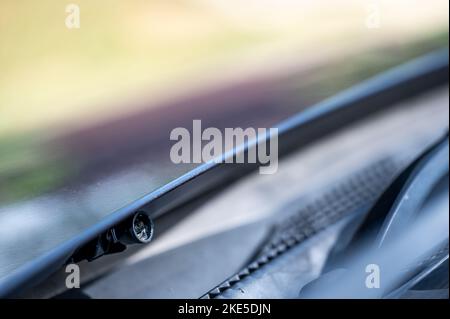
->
202;159;400;298
344;135;449;248
0;49;448;298
298;137;449;298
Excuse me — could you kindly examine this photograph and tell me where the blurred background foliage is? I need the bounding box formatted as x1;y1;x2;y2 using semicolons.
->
0;0;448;204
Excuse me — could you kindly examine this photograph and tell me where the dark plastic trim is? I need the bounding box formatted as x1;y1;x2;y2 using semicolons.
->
0;48;448;298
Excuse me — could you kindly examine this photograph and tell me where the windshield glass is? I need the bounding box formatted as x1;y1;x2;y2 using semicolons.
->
0;0;448;280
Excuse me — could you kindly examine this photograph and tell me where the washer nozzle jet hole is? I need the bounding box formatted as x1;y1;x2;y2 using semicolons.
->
113;211;154;245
